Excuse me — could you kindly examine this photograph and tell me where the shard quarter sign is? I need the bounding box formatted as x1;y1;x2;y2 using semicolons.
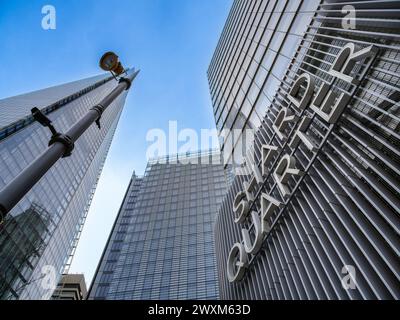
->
226;42;378;283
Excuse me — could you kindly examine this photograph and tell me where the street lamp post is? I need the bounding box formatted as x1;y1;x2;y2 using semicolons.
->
0;53;138;222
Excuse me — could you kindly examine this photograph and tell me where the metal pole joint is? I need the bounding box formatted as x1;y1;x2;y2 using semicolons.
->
49;133;74;158
32;107;75;158
91;104;105;129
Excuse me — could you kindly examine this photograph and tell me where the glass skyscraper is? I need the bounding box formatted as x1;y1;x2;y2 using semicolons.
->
89;151;229;300
209;0;400;299
208;0;320;168
0;70;137;299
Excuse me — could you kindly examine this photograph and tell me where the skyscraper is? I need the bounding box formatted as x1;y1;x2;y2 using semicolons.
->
209;0;400;299
0;69;137;299
89;151;229;300
51;274;87;300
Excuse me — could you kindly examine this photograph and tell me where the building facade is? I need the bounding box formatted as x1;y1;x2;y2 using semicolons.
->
0;70;137;299
52;274;87;300
89;151;229;300
209;0;400;299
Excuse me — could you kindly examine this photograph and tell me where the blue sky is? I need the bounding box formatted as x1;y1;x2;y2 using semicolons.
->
0;0;231;286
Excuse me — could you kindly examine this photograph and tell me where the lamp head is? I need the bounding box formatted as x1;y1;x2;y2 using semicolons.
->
99;52;125;76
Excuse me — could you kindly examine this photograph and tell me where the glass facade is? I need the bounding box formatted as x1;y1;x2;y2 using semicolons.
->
210;0;400;299
208;0;320;167
89;151;229;300
0;70;135;299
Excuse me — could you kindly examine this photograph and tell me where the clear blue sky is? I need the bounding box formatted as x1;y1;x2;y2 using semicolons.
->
0;0;231;286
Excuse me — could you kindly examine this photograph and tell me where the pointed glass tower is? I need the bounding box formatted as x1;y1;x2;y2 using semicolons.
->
0;70;136;299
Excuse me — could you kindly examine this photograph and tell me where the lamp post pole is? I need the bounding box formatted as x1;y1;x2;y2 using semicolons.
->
0;70;138;223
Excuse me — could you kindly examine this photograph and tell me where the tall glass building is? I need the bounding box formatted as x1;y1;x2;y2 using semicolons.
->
0;69;137;299
89;151;229;300
209;0;400;299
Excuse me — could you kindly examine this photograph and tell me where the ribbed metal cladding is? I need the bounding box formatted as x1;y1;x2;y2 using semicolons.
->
214;0;400;300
